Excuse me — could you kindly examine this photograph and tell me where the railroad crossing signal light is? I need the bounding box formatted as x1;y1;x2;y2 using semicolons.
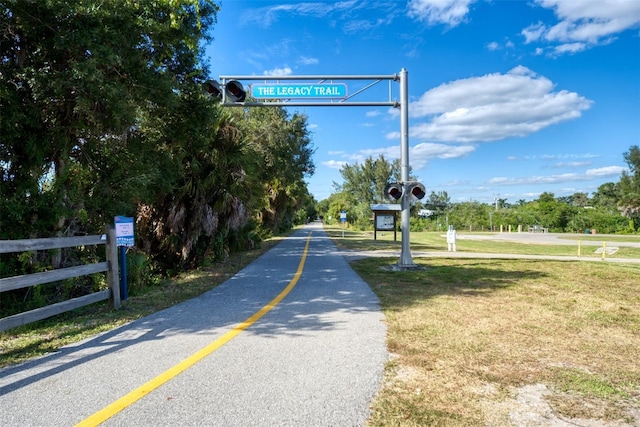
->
204;80;222;99
203;79;246;103
408;182;426;200
384;183;403;201
384;182;426;201
225;80;246;102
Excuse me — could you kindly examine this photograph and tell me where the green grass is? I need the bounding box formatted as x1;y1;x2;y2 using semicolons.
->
325;227;640;259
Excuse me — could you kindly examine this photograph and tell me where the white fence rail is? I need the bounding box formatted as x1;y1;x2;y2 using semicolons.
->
0;227;120;332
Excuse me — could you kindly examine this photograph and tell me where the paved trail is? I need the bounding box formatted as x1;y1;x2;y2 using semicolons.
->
0;223;388;426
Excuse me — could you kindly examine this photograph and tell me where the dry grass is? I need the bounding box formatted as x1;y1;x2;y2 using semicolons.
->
354;258;640;426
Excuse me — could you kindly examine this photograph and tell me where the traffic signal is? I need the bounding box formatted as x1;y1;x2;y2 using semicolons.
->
407;182;426;200
225;80;246;102
204;80;222;99
203;79;246;103
384;182;426;201
384;183;403;201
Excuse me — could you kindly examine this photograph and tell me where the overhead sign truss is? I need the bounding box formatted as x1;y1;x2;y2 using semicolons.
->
214;70;417;267
218;73;400;108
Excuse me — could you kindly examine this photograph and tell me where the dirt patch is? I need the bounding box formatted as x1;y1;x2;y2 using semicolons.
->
479;383;639;427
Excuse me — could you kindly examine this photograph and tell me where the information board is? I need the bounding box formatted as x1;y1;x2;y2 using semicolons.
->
114;216;135;247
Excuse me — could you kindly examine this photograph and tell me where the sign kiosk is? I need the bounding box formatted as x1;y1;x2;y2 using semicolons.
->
370;204;401;241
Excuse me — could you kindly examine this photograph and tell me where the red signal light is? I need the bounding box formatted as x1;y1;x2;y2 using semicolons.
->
384;183;403;201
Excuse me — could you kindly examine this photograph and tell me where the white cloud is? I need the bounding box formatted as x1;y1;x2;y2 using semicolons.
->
553;42;587;55
487;165;625;186
586;166;626;177
488;174;581;185
323;142;475;171
298;56;319;66
343;17;395;34
387;66;593;143
549;161;591;168
522;22;546;43
410;142;476;169
243;1;361;28
522;0;640;53
408;0;475;27
540;153;600;160
322;159;349;170
263;66;293;76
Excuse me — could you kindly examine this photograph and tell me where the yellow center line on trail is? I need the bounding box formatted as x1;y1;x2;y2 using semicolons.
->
76;232;313;427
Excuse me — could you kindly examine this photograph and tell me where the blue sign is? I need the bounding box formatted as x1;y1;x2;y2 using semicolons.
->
114;216;135;247
340;212;347;222
251;83;347;99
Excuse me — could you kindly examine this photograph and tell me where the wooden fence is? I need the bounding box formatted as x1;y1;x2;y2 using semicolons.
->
0;227;120;332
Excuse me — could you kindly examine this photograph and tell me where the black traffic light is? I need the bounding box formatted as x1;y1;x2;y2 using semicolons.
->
225;80;246;102
204;80;222;99
384;182;426;201
384;183;403;201
203;79;246;103
408;182;426;200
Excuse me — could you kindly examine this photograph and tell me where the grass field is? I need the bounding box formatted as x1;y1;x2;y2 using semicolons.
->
329;227;640;259
2;225;639;426
324;226;640;426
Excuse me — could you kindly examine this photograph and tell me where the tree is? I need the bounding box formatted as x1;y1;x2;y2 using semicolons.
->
332;155;410;228
237;107;315;233
425;191;451;217
618;145;640;226
591;182;620;210
338;155;400;205
1;0;219;241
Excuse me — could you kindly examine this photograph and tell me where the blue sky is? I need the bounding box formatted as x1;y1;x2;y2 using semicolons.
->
205;0;640;204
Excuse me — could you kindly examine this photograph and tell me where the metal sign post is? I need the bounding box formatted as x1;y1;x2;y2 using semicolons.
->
217;70;416;267
114;216;134;300
398;69;413;266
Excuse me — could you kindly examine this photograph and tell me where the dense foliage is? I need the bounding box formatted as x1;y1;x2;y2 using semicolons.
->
319;147;640;235
1;1;315;314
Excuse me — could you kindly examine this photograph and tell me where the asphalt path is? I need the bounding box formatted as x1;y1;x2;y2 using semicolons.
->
0;223;388;426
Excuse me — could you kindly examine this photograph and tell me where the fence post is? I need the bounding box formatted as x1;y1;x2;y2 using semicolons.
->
106;226;121;309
